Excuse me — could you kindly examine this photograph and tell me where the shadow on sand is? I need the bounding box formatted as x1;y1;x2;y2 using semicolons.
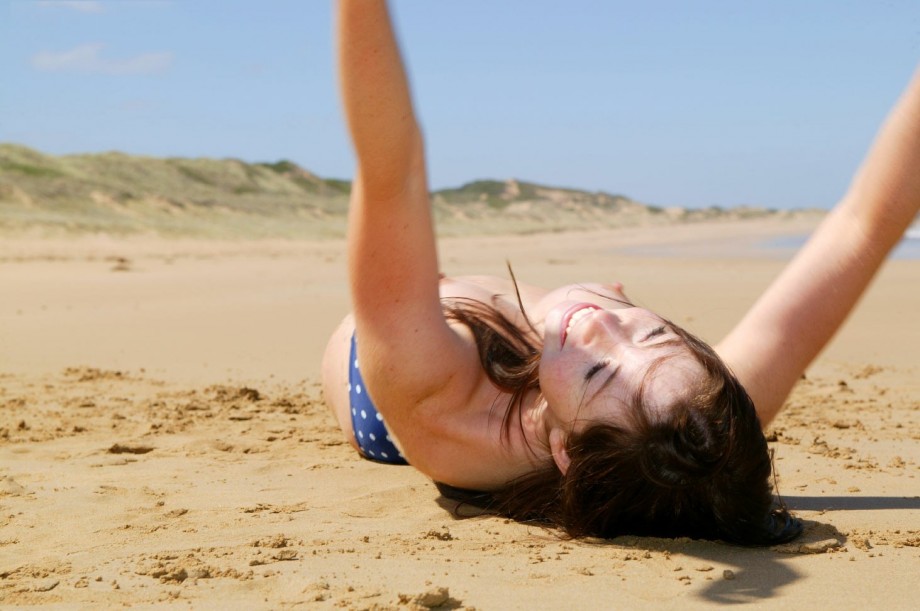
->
435;491;919;604
785;495;920;511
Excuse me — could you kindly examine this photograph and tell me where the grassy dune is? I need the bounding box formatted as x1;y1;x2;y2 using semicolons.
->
0;144;815;239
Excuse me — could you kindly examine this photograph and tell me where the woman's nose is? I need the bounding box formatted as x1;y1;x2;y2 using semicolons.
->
599;308;646;340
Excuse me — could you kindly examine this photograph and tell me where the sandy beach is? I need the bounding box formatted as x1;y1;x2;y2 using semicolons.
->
1;220;918;608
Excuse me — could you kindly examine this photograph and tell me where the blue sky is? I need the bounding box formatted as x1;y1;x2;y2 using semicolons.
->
2;0;919;209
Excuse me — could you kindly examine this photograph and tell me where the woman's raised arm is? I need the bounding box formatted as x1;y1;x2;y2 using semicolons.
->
336;2;470;423
717;65;920;426
338;0;422;200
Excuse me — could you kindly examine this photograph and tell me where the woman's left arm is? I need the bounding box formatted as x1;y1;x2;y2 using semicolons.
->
717;65;920;426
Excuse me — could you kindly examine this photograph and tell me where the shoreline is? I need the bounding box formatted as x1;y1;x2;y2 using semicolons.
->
0;216;822;263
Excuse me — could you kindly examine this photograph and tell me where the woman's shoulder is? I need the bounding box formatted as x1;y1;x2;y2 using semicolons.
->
321;293;546;489
439;275;550;317
409;379;547;489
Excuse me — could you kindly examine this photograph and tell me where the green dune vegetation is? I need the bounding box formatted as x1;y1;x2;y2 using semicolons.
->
0;143;808;239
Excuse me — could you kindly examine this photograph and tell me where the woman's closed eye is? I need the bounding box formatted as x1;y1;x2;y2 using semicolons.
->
583;359;621;404
585;359;610;381
643;325;667;342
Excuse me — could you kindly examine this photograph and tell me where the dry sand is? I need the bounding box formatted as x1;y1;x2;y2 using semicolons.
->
1;219;918;608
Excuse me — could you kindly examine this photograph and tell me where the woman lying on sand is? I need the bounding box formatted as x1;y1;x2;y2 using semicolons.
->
322;0;920;545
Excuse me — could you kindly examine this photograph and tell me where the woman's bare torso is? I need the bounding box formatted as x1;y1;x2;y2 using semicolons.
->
321;275;629;488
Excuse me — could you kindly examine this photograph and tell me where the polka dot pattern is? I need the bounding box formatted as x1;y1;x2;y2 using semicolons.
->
348;334;408;466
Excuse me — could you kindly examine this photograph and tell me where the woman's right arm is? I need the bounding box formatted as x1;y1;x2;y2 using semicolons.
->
336;1;475;456
717;65;920;426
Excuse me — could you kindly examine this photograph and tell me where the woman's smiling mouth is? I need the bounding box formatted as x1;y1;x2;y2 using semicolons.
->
561;304;600;347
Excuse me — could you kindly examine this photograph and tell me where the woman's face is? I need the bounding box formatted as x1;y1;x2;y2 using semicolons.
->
539;294;704;431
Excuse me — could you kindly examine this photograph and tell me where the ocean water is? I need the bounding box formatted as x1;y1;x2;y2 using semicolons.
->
765;231;920;260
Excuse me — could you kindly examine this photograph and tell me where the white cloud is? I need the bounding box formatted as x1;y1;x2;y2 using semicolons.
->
30;43;173;76
36;1;105;13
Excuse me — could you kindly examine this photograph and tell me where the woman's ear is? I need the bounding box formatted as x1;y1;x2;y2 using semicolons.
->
548;428;571;475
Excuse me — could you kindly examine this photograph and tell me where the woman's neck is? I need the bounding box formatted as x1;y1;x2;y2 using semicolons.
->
518;390;553;457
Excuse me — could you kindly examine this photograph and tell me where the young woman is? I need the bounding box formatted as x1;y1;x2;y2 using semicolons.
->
322;1;920;545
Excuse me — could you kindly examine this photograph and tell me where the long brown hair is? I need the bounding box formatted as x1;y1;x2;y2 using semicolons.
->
440;291;801;546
